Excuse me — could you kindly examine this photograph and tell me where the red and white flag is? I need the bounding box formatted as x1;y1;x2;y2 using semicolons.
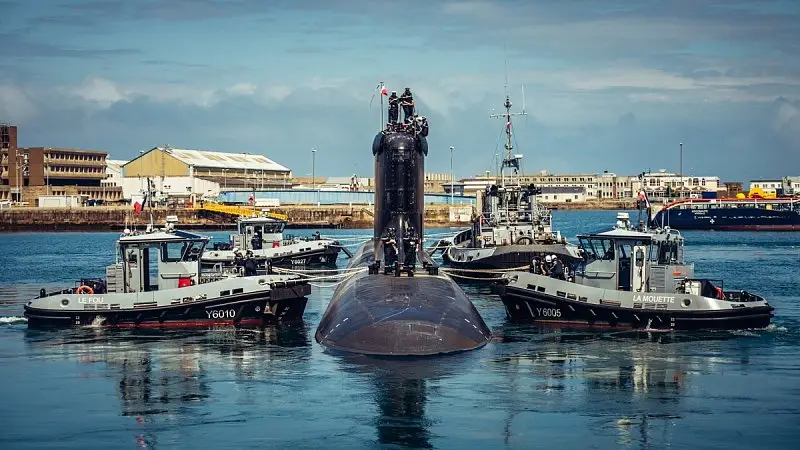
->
380;83;388;96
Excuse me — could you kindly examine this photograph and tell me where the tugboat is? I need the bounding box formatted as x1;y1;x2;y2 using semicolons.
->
432;90;579;275
24;180;311;329
495;210;774;331
200;212;345;271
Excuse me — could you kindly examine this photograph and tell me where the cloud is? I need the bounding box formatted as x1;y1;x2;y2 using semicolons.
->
2;0;799;182
771;98;800;141
3;75;799;182
0;32;140;60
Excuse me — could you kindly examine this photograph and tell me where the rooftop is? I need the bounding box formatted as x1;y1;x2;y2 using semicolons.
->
20;147;108;155
106;159;127;170
130;147;291;172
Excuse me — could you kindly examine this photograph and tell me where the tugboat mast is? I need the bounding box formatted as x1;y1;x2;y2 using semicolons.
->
489;68;527;187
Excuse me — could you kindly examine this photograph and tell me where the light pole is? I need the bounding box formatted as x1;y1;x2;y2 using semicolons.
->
45;151;50;195
312;148;318;205
449;146;454;204
679;142;683;198
138;149;144;196
311;148;316;190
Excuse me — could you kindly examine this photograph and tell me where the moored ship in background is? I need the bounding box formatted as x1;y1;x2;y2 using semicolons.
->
649;196;800;231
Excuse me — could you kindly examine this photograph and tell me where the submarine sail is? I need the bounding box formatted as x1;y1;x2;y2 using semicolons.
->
315;91;491;356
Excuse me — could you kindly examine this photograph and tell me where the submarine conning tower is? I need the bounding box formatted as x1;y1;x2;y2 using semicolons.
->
314;92;491;356
369;124;438;277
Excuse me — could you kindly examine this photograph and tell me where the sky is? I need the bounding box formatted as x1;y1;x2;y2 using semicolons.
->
1;0;799;182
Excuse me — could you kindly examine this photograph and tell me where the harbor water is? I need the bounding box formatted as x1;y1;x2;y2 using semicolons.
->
1;210;798;449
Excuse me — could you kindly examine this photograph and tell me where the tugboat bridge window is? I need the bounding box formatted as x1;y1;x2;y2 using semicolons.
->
161;240;203;262
239;221;285;236
650;240;681;264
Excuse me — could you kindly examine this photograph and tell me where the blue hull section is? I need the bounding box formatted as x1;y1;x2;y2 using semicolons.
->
652;207;800;230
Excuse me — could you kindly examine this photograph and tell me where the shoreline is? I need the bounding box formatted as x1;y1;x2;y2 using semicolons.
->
0;201;631;232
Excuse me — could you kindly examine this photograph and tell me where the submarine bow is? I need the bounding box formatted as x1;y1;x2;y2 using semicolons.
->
315;110;491;356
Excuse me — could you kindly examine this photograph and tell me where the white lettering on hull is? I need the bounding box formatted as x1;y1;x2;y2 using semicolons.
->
633;295;675;304
78;297;105;304
207;309;236;319
536;308;562;318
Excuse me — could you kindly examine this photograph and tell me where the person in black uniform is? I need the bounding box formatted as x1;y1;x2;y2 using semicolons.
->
400;88;414;121
243;250;258;276
388;91;399;125
251;231;263;250
382;228;398;271
403;226;418;269
549;255;566;280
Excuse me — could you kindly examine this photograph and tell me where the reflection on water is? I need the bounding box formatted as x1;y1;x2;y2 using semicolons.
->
336;354;473;449
485;325;794;449
20;325;311;448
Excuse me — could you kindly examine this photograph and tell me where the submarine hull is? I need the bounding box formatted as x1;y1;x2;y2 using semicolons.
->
315;113;492;356
315;242;491;356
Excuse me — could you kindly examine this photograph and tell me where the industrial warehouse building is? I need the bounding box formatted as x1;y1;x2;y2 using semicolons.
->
121;146;292;203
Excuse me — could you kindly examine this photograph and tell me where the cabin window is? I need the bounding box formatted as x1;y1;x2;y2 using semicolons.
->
263;222;285;233
651;241;680;264
161;241;204;263
579;237;613;261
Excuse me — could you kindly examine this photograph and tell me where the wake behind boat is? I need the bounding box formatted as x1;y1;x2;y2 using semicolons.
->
495;212;774;331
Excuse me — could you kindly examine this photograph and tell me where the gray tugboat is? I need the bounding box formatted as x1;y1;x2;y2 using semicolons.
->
24;181;311;329
432;90;579;275
495;212;774;330
201;212;344;271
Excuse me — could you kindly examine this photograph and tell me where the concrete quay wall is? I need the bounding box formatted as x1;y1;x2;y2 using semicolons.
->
0;200;630;232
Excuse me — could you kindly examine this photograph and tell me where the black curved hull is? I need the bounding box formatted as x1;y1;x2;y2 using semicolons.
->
315;271;492;356
24;285;311;329
441;245;577;281
496;284;774;331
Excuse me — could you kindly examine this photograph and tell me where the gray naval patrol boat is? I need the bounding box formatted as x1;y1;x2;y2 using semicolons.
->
433;92;579;276
495;212;774;330
201;211;344;271
24;217;311;329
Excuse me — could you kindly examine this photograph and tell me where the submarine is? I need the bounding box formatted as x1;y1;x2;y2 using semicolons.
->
315;101;492;356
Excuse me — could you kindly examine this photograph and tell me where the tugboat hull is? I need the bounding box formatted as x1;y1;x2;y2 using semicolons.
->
24;283;310;329
201;244;341;270
496;273;773;331
442;244;580;276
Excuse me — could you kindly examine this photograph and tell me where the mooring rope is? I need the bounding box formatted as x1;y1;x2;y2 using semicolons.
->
271;267;368;283
444;272;504;281
440;265;529;274
273;266;364;274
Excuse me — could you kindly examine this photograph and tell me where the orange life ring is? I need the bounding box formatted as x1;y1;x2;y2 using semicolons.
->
76;285;94;295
